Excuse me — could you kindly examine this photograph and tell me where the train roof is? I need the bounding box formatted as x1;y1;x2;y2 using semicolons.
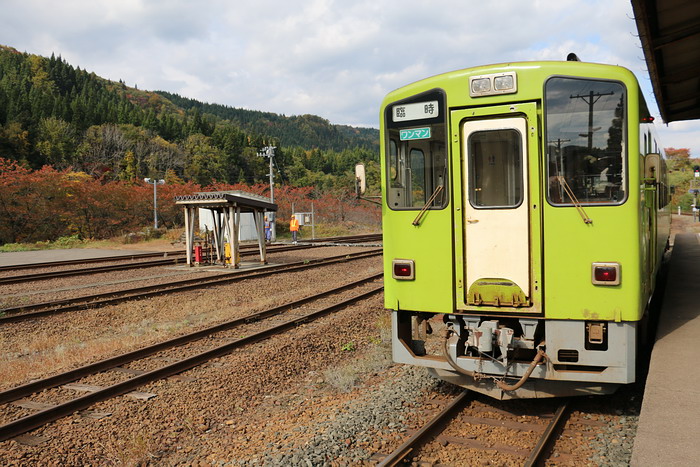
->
381;60;647;117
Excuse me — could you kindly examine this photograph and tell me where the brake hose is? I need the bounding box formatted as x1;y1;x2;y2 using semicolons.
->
442;327;546;391
496;348;546;391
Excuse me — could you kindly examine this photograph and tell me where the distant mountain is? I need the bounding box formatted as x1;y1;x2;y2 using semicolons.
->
0;45;378;186
156;91;378;152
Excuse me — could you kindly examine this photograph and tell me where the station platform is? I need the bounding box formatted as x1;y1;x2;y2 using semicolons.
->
632;233;700;466
0;248;167;267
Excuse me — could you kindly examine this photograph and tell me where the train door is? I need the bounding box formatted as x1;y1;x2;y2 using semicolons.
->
451;104;542;311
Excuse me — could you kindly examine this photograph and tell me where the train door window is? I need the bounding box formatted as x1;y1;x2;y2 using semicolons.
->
545;77;626;205
468;129;523;208
384;89;447;210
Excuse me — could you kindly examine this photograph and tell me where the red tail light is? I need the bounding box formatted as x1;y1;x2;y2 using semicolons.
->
594;267;616;282
392;259;415;280
592;263;620;285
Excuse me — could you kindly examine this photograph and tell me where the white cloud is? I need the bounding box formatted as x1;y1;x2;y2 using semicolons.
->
1;0;699;154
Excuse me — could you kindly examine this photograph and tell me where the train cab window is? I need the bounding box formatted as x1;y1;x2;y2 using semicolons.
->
468;129;523;208
545;77;626;205
385;90;448;210
389;139;398;182
410;148;426;205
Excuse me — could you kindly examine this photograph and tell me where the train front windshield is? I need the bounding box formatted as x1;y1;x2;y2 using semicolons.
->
545;77;627;205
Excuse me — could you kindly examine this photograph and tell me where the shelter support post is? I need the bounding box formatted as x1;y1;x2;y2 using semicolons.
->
233;206;241;268
254;209;267;264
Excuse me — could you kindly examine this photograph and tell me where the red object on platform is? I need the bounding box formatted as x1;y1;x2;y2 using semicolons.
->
194;245;202;263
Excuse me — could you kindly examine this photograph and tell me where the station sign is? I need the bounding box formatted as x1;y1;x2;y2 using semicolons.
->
392;101;439;122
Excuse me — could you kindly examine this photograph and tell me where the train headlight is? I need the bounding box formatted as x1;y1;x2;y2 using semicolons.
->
591;262;620;286
392;259;415;280
471;78;491;94
494;74;514;91
469;72;517;97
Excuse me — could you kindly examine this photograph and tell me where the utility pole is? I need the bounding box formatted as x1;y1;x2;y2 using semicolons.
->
144;178;165;229
257;146;277;241
570;90;613;151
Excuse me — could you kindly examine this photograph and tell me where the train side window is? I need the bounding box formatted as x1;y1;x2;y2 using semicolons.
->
545;77;627;205
389;139;398;182
385;123;447;210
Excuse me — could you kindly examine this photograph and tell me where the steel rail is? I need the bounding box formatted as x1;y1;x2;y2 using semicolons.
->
523;400;570;467
0;244;318;285
0;257;186;285
0;283;384;443
0;249;382;323
377;390;471;467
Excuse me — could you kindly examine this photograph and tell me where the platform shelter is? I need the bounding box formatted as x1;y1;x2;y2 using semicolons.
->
174;191;277;268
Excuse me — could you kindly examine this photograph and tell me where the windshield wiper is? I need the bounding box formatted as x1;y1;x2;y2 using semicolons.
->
412;184;444;226
557;176;592;224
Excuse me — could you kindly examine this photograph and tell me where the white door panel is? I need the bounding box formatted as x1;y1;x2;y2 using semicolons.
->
463;117;530;296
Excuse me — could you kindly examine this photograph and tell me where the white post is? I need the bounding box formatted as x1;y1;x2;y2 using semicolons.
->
233;206;241;268
255;210;267;264
184;206;192;266
152;181;158;229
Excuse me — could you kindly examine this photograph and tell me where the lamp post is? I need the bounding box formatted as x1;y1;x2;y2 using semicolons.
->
257;146;276;241
144;178;165;229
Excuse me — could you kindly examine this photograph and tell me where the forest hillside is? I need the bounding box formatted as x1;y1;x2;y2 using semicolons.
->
0;45;381;244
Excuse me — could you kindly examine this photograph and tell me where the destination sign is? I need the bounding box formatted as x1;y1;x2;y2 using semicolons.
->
392;100;439;122
400;127;431;141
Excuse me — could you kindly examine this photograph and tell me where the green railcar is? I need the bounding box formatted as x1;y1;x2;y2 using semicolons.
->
380;57;670;399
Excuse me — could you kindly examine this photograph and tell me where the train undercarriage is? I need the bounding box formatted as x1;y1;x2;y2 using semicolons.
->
392;310;636;399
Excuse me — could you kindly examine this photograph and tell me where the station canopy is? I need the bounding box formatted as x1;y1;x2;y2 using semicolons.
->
631;0;700;122
175;191;277;267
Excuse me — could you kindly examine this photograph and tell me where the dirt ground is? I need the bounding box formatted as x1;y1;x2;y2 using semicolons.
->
670;213;700;240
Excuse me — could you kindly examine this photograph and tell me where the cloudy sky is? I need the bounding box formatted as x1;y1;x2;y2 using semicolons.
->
2;0;699;155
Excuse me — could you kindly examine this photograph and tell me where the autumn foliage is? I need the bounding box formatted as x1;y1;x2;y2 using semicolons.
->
0;158;380;244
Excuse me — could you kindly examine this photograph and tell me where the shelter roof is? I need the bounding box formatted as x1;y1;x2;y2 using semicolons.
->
632;0;700;122
175;191;277;211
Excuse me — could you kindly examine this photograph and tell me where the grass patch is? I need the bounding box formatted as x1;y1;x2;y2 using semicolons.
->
324;313;393;392
0;229;185;252
102;431;156;464
0;234;85;252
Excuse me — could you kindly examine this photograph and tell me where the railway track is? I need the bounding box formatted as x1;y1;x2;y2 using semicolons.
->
0;273;384;443
299;233;382;244
0;249;382;323
0;243;318;285
375;391;570;466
